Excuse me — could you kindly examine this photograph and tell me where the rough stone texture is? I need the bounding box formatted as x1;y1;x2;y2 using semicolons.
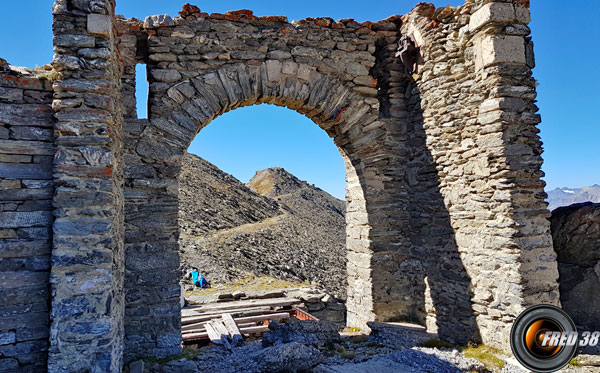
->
49;0;125;371
0;0;562;370
314;349;466;373
262;320;342;348
254;341;324;373
550;203;600;331
399;0;559;349
0;66;54;372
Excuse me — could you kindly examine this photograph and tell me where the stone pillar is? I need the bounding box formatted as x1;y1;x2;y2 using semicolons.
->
49;0;125;371
398;0;560;349
468;0;560;348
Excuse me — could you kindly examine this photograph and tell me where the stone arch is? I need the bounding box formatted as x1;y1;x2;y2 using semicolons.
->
122;61;403;360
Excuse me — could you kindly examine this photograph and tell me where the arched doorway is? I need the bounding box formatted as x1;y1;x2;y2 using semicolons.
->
121;60;406;360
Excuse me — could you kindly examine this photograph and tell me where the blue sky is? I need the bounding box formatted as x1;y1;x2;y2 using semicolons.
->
1;1;598;199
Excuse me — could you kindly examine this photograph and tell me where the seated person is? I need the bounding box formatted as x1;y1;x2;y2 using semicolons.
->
190;267;209;288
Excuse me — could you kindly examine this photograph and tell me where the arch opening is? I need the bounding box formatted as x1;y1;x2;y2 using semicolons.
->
178;104;351;330
121;63;383;360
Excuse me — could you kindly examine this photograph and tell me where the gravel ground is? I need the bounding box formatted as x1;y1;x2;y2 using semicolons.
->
136;320;600;373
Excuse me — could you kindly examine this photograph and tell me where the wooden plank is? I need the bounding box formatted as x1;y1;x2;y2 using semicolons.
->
233;312;290;324
183;306;271;319
222;313;241;338
293;306;319;321
182;331;209;341
211;320;232;349
182;307;278;325
182;312;289;333
204;321;222;343
183;325;271;342
222;313;243;346
212;320;229;338
181;308;199;318
240;325;269;335
182;322;207;332
187;298;301;314
182;306;272;324
182;328;205;335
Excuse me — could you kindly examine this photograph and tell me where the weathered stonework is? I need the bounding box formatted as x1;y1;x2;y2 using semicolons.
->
0;68;54;372
0;0;563;370
550;203;600;333
49;0;125;371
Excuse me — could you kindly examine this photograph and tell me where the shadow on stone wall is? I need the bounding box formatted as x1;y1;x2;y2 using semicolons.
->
406;79;481;344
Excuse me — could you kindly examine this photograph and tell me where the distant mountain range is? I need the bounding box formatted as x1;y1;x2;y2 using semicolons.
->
546;185;600;211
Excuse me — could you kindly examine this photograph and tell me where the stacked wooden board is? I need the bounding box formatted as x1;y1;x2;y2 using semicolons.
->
182;297;305;345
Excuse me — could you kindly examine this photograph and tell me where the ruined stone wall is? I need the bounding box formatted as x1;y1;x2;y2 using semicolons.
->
0;68;54;372
0;0;564;369
400;0;560;348
116;10;418;360
49;0;125;371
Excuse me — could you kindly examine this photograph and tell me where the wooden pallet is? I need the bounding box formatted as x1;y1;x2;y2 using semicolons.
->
181;297;318;344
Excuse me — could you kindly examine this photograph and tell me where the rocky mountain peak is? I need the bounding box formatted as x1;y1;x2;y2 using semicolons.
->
179;154;347;298
247;167;310;197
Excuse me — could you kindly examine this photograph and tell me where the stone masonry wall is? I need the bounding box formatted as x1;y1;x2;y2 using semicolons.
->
118;10;415;360
0;0;563;369
400;0;560;349
49;0;125;371
97;0;558;357
0;67;54;372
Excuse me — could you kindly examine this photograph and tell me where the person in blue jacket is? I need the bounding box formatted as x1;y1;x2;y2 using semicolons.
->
190;267;209;288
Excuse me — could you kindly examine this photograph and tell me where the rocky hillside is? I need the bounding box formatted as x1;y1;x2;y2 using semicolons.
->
550;202;600;334
179;153;347;299
546;185;600;211
179;154;280;236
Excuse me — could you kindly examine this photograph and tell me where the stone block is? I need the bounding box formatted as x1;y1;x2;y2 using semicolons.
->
54;34;95;48
231;50;265;60
17;227;52;240
150;69;181;83
87;14;112;37
477;35;525;69
172;27;195;39
78;47;111;59
144;14;175;28
129;360;144;373
0;187;53;201
515;4;531;24
0;154;31;163
53;218;111;236
268;50;292;60
0;240;51;259
9;126;53;141
265;60;281;82
525;39;535;68
0;331;16;345
469;2;516;32
0;211;53;228
0;87;23;102
297;64;313;81
0;103;53;127
156;333;180;348
0;163;52;180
